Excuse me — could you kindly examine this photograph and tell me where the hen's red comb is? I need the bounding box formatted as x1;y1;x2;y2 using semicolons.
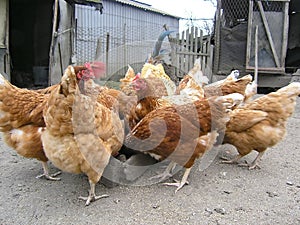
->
132;73;141;81
76;61;106;80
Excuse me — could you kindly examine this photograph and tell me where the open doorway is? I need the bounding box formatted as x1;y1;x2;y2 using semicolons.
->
9;0;53;88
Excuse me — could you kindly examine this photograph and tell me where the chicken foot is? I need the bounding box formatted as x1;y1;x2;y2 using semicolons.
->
220;154;243;165
240;151;265;170
221;151;265;169
36;161;61;181
78;180;109;206
149;161;177;182
163;167;191;193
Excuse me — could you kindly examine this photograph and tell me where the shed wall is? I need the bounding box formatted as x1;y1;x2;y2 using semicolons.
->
75;0;179;76
0;0;7;49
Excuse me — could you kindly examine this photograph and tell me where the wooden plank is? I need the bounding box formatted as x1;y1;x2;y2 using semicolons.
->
194;27;199;62
254;25;258;86
257;0;280;67
199;29;204;72
189;27;194;70
246;0;254;69
195;27;200;70
185;28;189;73
202;37;207;74
213;0;221;74
105;32;110;77
175;33;180;77
176;51;210;56
194;27;198;69
281;2;289;67
175;26;212;76
259;0;289;2
49;0;59;84
95;37;102;60
180;30;185;74
123;23;126;67
206;35;213;81
246;66;285;73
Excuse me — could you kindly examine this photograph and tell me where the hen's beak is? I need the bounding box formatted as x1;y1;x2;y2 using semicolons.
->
129;79;137;87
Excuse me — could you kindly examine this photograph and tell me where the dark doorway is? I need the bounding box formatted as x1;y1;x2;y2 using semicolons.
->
9;0;53;88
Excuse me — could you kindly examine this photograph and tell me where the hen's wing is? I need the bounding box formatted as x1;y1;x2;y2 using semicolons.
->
0;73;61;180
204;75;252;98
34;84;60;94
175;75;205;101
125;106;203;166
226;109;268;132
125;105;219;192
0;74;47;130
244;82;300;118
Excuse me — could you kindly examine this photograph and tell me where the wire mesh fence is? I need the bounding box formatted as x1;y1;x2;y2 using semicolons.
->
216;0;289;75
74;4;180;79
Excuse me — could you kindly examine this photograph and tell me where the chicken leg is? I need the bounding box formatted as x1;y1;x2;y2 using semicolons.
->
163;167;191;193
248;151;265;170
36;161;61;181
149;161;177;182
220;151;265;169
78;179;109;206
220;154;243;165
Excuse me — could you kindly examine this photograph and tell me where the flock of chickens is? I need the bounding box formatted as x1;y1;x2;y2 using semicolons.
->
0;59;299;206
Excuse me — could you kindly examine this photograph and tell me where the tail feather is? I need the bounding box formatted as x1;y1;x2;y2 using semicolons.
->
277;82;300;97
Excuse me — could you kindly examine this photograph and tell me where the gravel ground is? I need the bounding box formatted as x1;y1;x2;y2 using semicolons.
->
0;96;299;225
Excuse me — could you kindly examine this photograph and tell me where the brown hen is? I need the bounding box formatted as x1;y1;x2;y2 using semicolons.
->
41;65;124;205
222;82;300;169
0;73;60;180
204;74;253;99
125;93;244;192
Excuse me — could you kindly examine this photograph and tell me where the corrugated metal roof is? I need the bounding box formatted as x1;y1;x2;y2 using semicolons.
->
67;0;102;4
66;0;103;11
113;0;182;19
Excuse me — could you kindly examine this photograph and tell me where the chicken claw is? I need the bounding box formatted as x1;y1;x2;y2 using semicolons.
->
78;194;109;206
78;181;109;206
248;164;261;170
163;168;191;193
36;162;61;181
149;161;176;182
219;154;243;165
237;162;261;170
247;151;265;170
221;151;265;170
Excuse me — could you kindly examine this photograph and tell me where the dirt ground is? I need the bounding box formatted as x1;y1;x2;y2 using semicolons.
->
0;96;299;225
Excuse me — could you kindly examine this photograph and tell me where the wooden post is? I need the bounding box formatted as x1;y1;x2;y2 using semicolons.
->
281;2;289;68
257;1;280;68
123;23;126;70
213;0;221;74
254;25;258;87
58;42;63;75
95;37;102;60
246;0;254;69
105;32;110;77
175;33;180;77
49;0;59;85
185;28;189;73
